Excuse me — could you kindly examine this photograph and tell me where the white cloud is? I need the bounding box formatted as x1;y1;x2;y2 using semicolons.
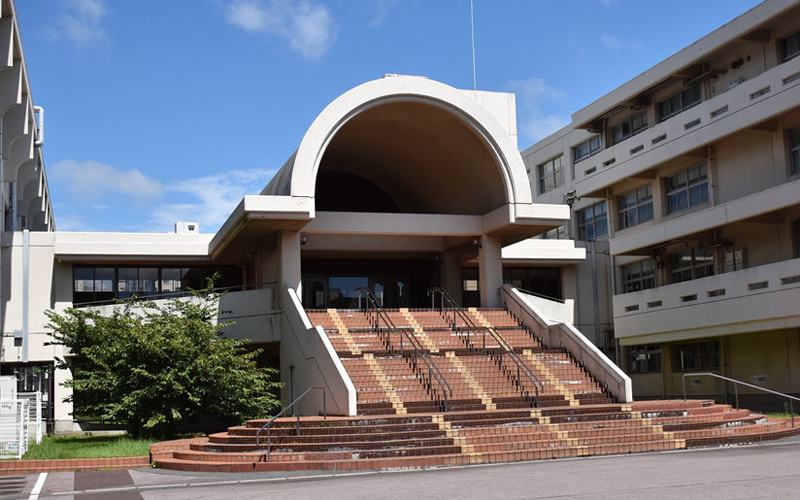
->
149;168;276;232
52;0;107;44
370;0;398;28
50;159;163;204
224;0;337;60
599;33;643;51
506;78;570;143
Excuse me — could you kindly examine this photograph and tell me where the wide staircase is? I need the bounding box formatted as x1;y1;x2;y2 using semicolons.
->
153;292;800;472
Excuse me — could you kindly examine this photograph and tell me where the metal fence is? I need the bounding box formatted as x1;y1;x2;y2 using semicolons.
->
0;393;43;459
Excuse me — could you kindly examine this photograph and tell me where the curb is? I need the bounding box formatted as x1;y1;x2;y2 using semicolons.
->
0;456;150;476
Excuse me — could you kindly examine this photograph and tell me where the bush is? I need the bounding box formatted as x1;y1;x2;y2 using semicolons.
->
46;281;281;436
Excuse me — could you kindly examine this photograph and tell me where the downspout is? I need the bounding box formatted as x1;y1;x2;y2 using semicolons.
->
22;228;29;363
590;239;601;349
33;107;44;147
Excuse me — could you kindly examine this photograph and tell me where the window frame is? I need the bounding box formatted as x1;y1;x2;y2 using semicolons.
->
576;201;608;241
781;30;800;62
541;225;567;240
793;219;800;259
620;259;657;293
617;184;654;230
536;155;564;194
665;163;709;215
625;344;662;374
672;341;721;372
669;248;715;284
658;83;702;122
790;128;800;176
572;135;602;163
610;110;648;145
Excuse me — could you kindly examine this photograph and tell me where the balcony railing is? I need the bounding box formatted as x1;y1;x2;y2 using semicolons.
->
575;55;800;193
613;258;800;340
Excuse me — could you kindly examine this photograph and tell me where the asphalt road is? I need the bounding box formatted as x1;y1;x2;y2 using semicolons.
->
17;438;800;499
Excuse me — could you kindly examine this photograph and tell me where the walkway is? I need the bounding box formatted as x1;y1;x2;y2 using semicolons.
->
14;436;800;499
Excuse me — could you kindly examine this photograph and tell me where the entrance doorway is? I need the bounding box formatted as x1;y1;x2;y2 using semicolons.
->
301;259;438;309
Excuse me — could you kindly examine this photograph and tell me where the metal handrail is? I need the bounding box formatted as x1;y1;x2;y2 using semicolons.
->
682;372;798;428
256;386;327;460
512;287;566;304
356;287;452;411
428;287;542;408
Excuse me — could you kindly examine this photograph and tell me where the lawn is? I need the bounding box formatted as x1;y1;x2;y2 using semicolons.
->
22;434;156;460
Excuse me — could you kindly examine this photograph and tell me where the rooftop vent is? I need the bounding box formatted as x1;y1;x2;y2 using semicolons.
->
175;221;199;234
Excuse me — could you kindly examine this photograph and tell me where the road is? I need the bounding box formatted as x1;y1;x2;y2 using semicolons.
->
13;439;800;499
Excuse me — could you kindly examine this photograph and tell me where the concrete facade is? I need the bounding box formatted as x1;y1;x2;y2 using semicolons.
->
522;0;800;409
0;0;582;430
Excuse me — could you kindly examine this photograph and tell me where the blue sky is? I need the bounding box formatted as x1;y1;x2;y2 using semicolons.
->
16;0;762;233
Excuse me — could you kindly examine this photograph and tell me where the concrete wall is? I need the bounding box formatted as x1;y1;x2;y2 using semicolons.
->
279;286;356;416
503;286;631;403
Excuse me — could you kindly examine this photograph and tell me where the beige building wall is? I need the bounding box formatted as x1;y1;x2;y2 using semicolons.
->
521;0;800;406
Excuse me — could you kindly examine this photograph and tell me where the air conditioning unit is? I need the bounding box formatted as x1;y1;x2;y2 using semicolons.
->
175;221;200;234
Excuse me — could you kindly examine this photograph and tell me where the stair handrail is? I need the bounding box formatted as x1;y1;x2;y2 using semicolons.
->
682;372;798;428
356;287;452;411
428;287;542;408
256;386;327;460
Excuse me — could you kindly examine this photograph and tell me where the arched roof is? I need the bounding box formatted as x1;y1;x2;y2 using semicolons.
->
263;77;533;215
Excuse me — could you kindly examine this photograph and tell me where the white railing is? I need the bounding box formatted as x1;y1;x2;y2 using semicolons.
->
501;286;632;403
614;258;800;340
575;55;800;192
18;392;43;445
0;399;29;459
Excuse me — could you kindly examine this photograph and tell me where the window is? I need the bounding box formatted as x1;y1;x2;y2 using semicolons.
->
669;248;715;284
611;110;648;145
794;219;800;258
537;155;564;194
573;135;602;163
665;163;708;214
620;260;657;293
658;83;701;121
790;128;800;175
626;345;661;374
617;184;654;230
541;225;566;240
781;30;800;62
577;202;608;241
72;265;242;306
502;267;562;300
673;341;720;371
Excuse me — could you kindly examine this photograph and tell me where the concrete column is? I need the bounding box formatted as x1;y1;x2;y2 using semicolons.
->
478;233;503;307
441;248;462;305
53;364;75;434
280;230;302;293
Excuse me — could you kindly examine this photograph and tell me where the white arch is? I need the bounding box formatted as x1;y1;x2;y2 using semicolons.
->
289;77;533;208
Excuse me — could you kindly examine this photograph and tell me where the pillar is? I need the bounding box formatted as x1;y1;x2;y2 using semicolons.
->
441;247;463;306
280;230;302;292
478;233;503;307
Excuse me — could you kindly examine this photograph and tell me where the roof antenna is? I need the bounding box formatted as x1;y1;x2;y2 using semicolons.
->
470;0;477;90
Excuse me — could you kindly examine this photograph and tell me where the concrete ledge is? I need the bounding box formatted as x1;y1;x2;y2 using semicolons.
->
0;456;150;476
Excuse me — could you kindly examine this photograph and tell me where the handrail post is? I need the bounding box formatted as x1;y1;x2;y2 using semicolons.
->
735;384;739;410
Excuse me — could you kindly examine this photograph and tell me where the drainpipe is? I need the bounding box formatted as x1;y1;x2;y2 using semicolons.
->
590;239;601;349
33;107;44;147
10;182;16;231
22;228;29;363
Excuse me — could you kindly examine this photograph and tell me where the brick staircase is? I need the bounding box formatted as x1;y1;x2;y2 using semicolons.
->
152;307;800;472
152;400;799;472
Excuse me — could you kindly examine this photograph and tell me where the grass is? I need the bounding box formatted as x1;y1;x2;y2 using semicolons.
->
22;435;157;460
766;412;798;419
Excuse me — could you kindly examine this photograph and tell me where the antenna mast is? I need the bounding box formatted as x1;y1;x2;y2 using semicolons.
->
470;0;477;90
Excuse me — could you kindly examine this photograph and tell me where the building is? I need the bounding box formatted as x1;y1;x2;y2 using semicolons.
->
521;0;800;409
1;13;592;430
3;0;799;433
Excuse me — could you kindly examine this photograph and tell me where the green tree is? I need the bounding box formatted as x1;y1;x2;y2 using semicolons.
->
46;282;281;436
